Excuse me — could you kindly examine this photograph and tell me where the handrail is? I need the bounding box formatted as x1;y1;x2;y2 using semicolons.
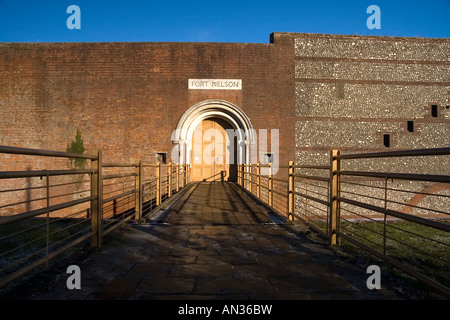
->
238;147;449;297
102;190;137;204
340;171;450;183
0;196;95;226
339;197;450;233
0;145;191;289
0;169;96;179
337;147;450;160
293;173;330;182
293;191;329;207
294;165;330;170
1;143;448;296
103;163;138;168
102;173;137;180
0;145;98;160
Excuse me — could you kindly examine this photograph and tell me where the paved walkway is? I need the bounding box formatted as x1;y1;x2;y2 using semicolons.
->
1;182;401;300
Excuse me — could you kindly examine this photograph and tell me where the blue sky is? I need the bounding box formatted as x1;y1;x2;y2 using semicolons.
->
0;0;449;43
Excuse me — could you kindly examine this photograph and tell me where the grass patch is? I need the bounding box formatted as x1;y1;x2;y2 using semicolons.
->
335;219;450;299
0;218;91;282
299;218;450;298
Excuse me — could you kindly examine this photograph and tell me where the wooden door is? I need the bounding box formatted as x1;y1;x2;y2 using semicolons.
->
190;118;237;182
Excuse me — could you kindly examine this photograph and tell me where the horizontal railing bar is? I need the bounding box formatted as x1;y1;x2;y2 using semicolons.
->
337;147;450;160
0;185;45;193
0;145;98;160
47;188;91;200
298;181;329;191
142;163;181;168
272;189;287;197
272;177;288;183
293;214;328;236
297;186;328;199
293;173;330;182
339;171;450;183
102;187;134;197
0;177;90;193
0;196;47;210
242;164;289;168
385;220;450;250
49;179;91;189
259;184;269;190
293;191;329;206
340;189;387;203
0;169;96;179
103;163;138;168
339;197;450;233
294;165;330;170
304;202;329;215
102;190;137;204
391;201;450;217
1;191;81;209
102;173;137;180
0;196;95;226
340;179;387;190
386;185;450;199
103;213;135;236
245;164;272;168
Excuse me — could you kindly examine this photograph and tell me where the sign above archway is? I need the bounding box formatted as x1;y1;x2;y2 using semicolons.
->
188;79;242;90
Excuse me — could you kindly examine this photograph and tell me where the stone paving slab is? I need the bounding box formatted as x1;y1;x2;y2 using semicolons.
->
0;182;402;300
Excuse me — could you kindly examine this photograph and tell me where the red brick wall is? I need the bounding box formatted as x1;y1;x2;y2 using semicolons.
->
0;42;295;168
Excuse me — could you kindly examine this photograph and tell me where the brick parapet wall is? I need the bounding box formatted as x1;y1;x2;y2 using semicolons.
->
0;41;295;167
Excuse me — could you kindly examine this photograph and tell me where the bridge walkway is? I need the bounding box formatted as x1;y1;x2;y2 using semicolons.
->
2;182;401;300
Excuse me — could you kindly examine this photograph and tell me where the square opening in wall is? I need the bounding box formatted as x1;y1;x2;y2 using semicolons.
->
263;152;273;164
335;83;345;99
156;152;167;164
431;105;438;118
383;134;391;148
407;121;414;133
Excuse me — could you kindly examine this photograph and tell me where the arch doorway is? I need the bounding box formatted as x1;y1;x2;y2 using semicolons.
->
172;99;255;182
191;117;237;182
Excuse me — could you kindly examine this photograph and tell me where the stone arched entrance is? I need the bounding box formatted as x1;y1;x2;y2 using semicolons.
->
171;99;255;182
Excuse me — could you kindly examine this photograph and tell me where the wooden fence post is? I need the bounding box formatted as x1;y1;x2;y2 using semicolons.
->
237;164;241;185
175;164;180;192
256;163;261;199
268;163;273;207
288;161;295;221
330;150;341;245
156;162;161;206
90;150;103;248
168;162;173;198
249;164;253;194
181;164;185;188
135;160;142;220
188;164;191;184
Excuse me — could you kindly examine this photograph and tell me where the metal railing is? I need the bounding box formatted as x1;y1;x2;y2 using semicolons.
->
0;146;190;288
238;148;450;297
